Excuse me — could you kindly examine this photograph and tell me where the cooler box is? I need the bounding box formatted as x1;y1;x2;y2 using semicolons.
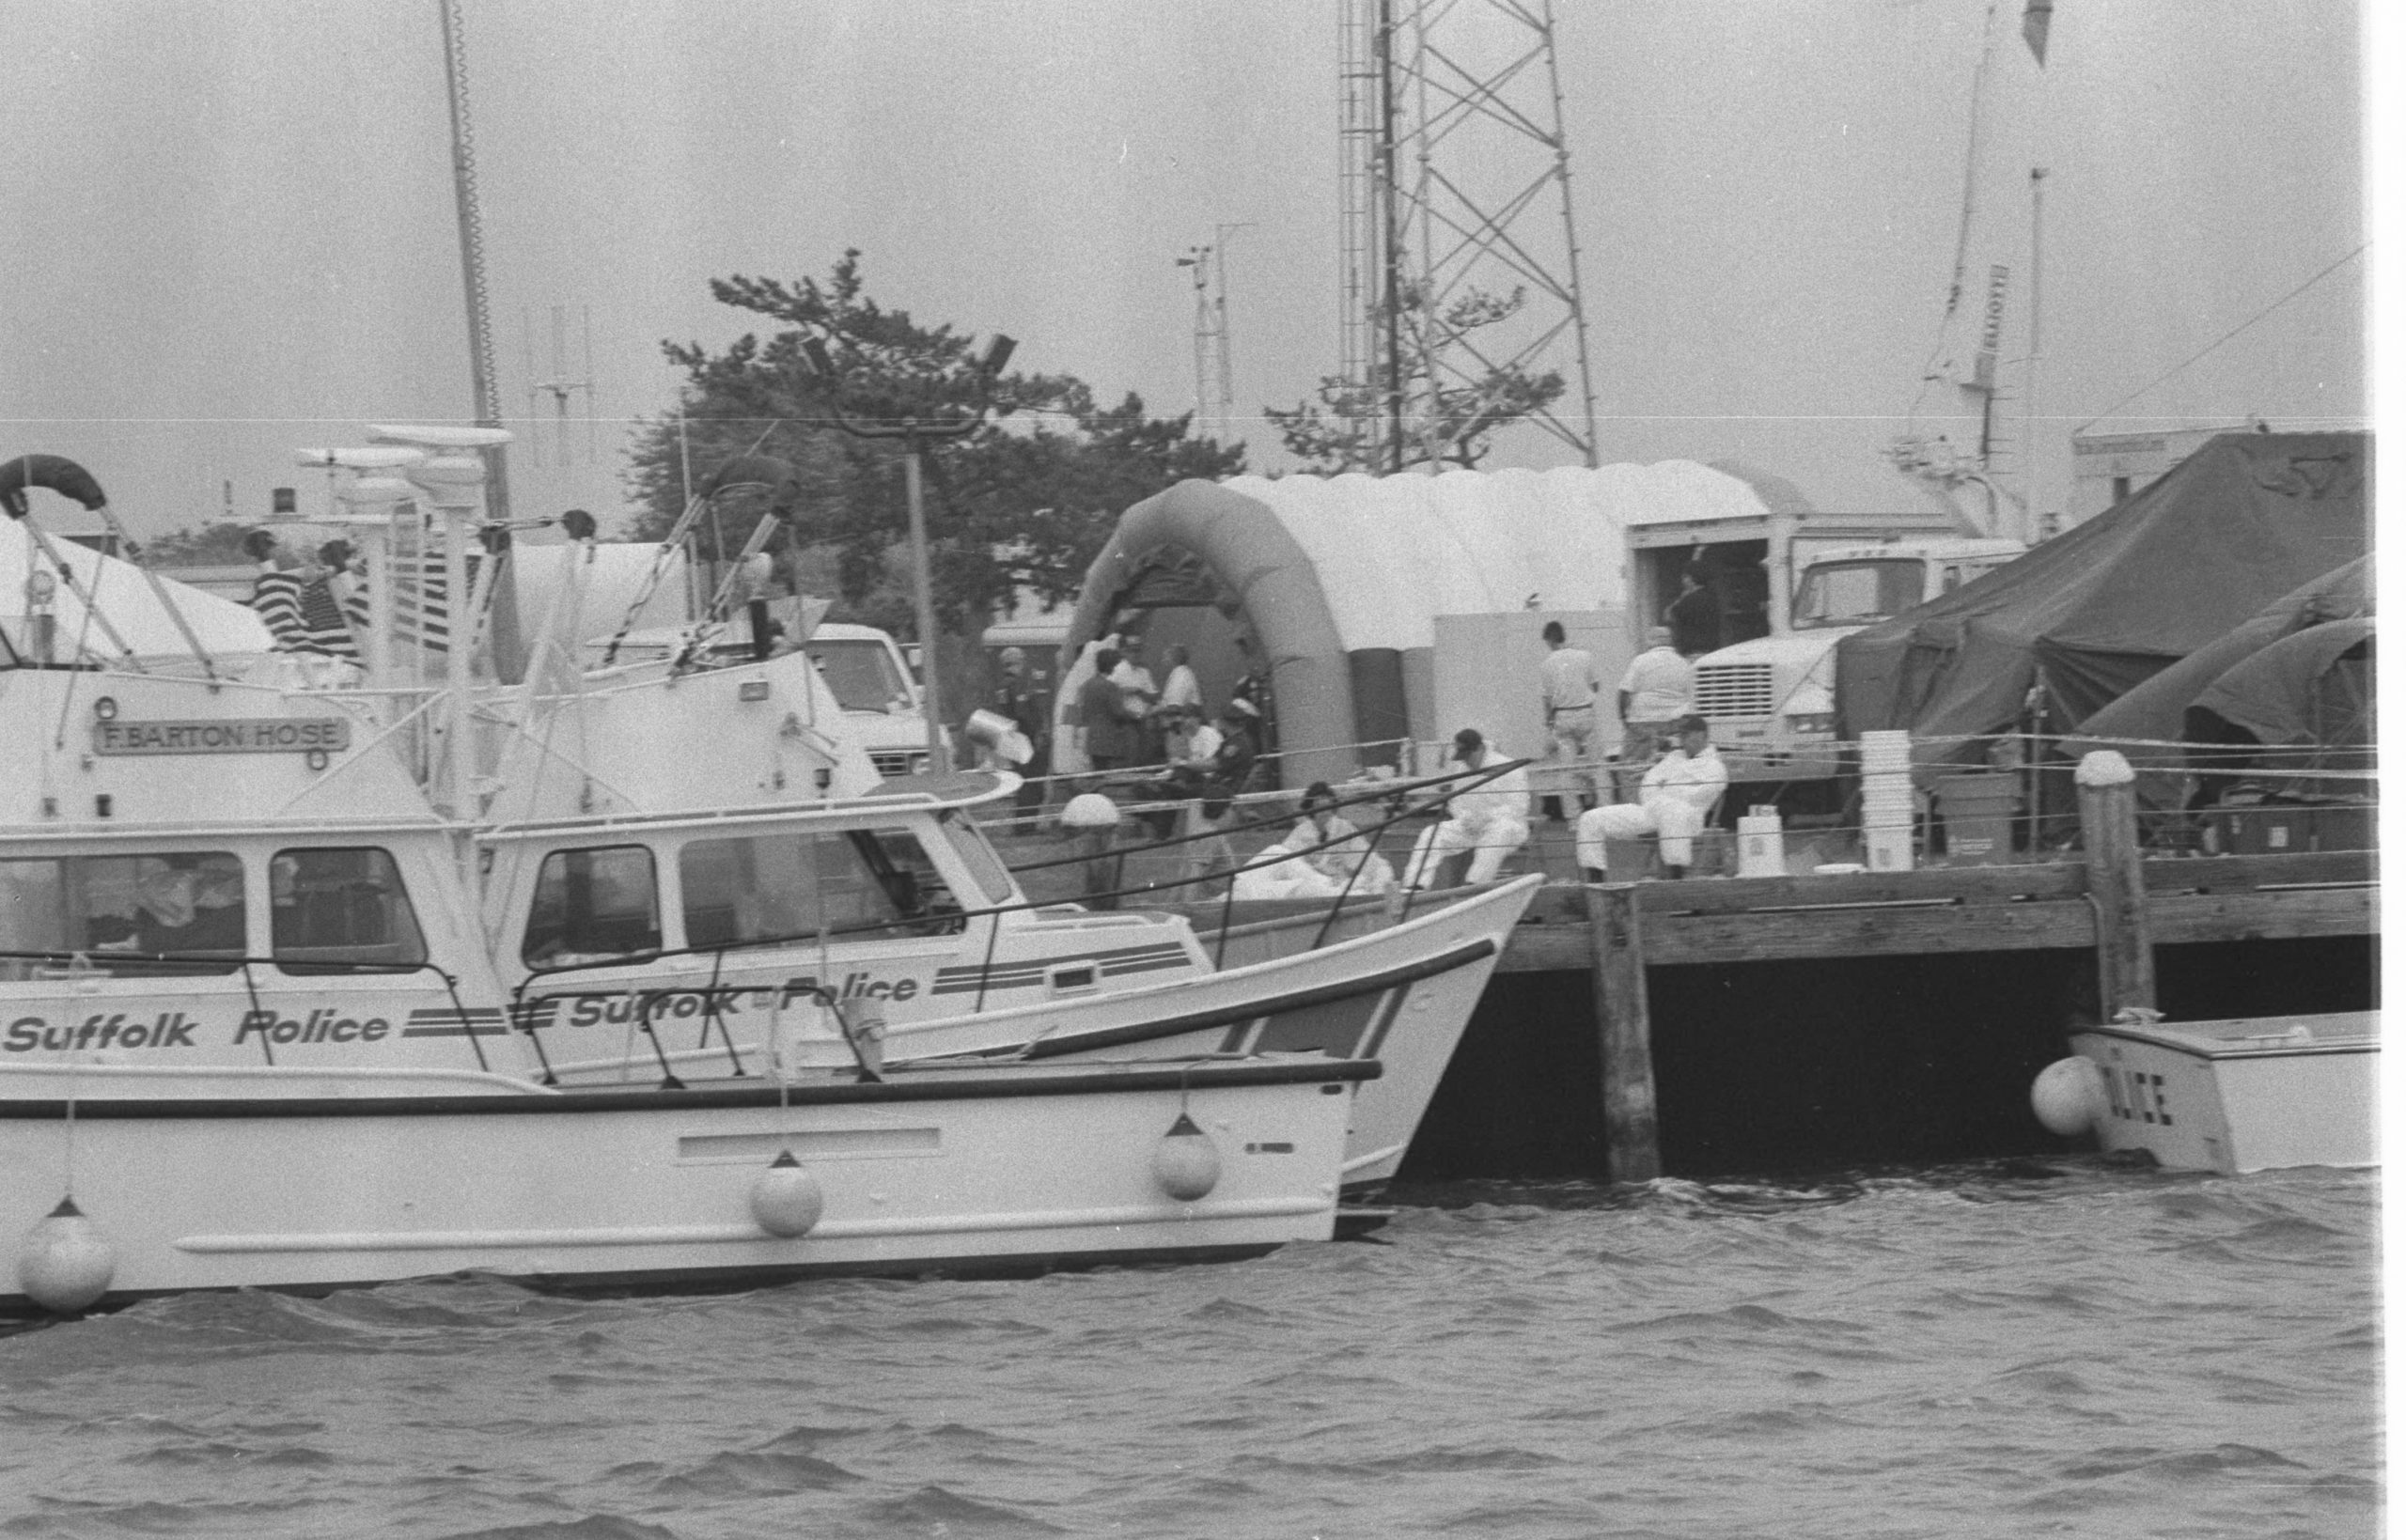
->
2212;801;2307;855
2310;801;2374;853
1932;772;2017;864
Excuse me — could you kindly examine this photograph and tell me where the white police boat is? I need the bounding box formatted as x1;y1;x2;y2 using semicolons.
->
2031;1009;2379;1174
0;447;1373;1317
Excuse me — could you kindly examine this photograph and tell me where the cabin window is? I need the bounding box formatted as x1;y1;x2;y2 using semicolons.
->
522;846;662;971
0;852;246;978
680;828;965;951
804;637;913;712
271;848;427;973
935;810;1014;903
1790;559;1927;629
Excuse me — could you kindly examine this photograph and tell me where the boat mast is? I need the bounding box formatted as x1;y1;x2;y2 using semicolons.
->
435;0;512;523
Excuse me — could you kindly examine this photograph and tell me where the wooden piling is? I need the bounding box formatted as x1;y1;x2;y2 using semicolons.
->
1586;882;1661;1183
2075;752;2157;1016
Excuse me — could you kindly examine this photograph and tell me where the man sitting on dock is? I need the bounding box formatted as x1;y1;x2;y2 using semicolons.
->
1401;728;1532;891
1574;714;1728;880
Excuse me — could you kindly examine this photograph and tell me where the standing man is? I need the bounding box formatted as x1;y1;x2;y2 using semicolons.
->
1617;625;1695;769
1665;566;1720;658
1079;648;1140;773
1537;620;1601;820
1109;639;1161;765
1575;714;1728;880
1157;643;1202;714
1402;728;1532;891
991;647;1049;820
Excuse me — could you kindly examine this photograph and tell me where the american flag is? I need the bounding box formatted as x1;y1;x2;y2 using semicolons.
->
248;569;356;659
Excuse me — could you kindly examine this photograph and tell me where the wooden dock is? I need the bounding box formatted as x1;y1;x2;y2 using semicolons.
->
995;777;2377;1180
1491;771;2376;1181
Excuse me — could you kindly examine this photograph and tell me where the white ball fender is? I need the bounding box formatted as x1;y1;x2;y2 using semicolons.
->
748;1150;824;1238
2031;1056;2108;1138
1152;1112;1222;1202
1060;792;1122;831
18;1197;116;1314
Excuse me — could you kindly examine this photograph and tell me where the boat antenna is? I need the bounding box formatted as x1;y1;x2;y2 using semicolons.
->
435;0;513;522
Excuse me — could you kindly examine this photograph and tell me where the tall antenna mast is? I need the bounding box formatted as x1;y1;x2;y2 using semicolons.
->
523;303;598;471
1178;226;1255;444
435;0;511;520
1338;0;1601;470
1176;244;1216;435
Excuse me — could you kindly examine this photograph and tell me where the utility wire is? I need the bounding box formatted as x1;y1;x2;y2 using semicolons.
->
2073;243;2367;433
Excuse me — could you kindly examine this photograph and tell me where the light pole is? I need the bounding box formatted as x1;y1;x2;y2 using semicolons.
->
806;334;1016;773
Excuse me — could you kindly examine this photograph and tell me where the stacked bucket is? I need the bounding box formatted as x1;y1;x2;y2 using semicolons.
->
1858;730;1915;871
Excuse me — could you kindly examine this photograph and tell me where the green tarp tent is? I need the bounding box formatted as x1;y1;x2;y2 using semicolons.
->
1834;431;2370;754
2073;555;2371;746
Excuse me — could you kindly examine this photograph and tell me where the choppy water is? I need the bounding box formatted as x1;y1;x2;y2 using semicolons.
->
0;1159;2379;1539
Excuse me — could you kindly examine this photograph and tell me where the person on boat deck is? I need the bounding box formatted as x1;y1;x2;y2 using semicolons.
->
1401;728;1532;891
1575;713;1728;880
1078;648;1143;773
1140;705;1255;819
1288;781;1394;894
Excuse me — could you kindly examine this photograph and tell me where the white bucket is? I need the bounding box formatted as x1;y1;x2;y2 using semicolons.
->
1865;824;1914;872
1736;813;1785;879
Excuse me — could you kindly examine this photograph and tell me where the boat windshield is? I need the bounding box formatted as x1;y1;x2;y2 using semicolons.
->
1791;559;1928;630
805;638;913;713
271;847;429;974
522;846;664;971
0;851;247;977
679;827;966;951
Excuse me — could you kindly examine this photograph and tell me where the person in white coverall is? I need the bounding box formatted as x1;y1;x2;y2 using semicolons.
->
1575;714;1728;879
1402;728;1532;890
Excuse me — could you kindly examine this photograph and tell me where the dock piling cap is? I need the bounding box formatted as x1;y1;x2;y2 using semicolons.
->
2074;750;2134;787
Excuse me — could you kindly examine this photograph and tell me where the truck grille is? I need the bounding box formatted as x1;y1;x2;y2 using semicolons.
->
1693;663;1774;719
869;750;917;779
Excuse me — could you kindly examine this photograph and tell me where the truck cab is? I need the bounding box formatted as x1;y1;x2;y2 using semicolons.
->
1691;537;2025;791
804;622;950;781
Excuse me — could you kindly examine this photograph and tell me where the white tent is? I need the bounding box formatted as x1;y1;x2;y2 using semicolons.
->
1;522;274;661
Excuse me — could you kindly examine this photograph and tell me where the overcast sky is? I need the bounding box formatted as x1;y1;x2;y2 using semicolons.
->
0;0;2368;541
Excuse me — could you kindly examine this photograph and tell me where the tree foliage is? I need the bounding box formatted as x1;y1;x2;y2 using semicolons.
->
1265;283;1567;473
137;522;258;567
625;252;1244;637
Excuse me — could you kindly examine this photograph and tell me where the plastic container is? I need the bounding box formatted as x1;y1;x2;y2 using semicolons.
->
1736;812;1785;878
1932;772;2018;863
1865;824;1914;872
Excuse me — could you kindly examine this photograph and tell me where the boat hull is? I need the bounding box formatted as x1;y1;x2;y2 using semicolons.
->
523;877;1542;1194
0;1058;1369;1317
2069;1011;2379;1174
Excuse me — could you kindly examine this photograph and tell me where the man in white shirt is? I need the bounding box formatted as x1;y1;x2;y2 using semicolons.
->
1157;644;1202;713
1616;625;1695;788
1538;620;1601;819
1402;728;1532;890
1575;714;1728;879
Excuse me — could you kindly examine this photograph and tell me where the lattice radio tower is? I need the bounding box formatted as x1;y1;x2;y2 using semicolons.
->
1339;0;1600;471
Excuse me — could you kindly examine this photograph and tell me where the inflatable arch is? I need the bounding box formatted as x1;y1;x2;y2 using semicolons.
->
1059;463;1776;787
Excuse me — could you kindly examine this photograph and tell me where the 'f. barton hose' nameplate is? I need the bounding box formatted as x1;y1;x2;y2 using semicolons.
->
92;718;352;755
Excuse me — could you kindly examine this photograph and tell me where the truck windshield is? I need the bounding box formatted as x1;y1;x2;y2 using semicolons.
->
805;639;913;712
1791;560;1927;630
